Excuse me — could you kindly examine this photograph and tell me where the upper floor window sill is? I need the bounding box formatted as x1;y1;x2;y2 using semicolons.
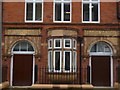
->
53;21;71;23
82;21;100;23
25;21;43;23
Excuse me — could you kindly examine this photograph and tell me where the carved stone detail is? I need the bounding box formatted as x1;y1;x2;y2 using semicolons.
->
84;30;120;56
4;29;42;55
48;30;77;36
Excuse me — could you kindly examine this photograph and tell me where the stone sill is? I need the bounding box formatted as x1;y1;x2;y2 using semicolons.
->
114;82;120;89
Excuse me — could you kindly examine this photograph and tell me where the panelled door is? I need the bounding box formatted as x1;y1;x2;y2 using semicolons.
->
91;56;111;86
13;54;33;86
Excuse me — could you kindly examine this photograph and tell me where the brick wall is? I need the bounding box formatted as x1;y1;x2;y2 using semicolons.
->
2;1;120;85
2;2;119;23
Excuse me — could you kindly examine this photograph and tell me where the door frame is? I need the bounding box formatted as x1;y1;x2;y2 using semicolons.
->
89;54;113;87
10;52;35;86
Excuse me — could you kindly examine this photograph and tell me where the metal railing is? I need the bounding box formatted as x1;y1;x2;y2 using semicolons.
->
35;66;90;84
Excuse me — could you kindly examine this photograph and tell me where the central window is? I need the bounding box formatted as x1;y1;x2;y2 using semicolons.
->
54;0;71;22
48;38;77;72
82;0;100;23
25;0;43;22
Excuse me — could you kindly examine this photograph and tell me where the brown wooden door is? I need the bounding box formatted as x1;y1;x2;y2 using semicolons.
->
13;54;33;86
91;56;111;86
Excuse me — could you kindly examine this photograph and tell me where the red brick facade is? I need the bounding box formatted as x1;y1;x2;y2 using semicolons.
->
2;1;120;88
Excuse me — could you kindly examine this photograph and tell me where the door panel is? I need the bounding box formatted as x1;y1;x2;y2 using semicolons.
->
13;54;33;86
91;56;111;86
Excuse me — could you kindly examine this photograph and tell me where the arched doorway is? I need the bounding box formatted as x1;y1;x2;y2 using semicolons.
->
11;41;35;86
89;42;113;87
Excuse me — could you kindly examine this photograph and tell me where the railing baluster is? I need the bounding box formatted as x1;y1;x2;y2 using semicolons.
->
38;67;91;85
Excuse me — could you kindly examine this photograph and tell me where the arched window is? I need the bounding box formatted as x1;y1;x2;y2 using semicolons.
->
91;42;111;52
13;41;34;52
90;42;112;55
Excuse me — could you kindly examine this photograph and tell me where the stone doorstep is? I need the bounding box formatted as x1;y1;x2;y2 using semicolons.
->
114;82;120;89
32;84;93;89
0;81;9;89
12;86;32;88
114;82;119;89
82;84;94;89
32;84;53;89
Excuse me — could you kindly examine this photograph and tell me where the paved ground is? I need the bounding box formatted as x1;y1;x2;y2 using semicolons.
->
2;88;83;90
2;87;119;90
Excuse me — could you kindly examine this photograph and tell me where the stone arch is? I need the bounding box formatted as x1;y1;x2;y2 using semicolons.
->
12;41;34;52
87;39;116;55
8;39;38;54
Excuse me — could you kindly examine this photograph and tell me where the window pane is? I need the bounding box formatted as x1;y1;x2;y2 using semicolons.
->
36;0;43;2
55;3;61;21
104;45;111;52
13;44;19;51
55;39;61;47
48;39;52;48
91;44;97;52
35;3;42;21
83;0;90;1
64;3;70;21
55;0;62;1
50;52;52;69
65;52;70;71
92;0;98;1
21;42;27;51
73;39;76;49
98;43;104;52
28;44;34;51
64;0;71;1
50;40;52;47
83;3;89;21
48;51;52;71
26;3;33;20
92;3;98;21
73;51;76;72
55;52;60;70
65;39;70;47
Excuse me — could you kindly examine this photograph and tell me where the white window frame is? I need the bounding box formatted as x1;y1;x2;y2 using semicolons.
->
48;51;52;72
54;39;62;49
53;0;72;23
82;0;100;23
73;39;77;49
25;0;43;22
90;42;112;55
73;51;77;72
91;42;112;53
64;39;72;49
54;51;62;72
48;39;52;49
63;51;72;72
13;41;34;52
